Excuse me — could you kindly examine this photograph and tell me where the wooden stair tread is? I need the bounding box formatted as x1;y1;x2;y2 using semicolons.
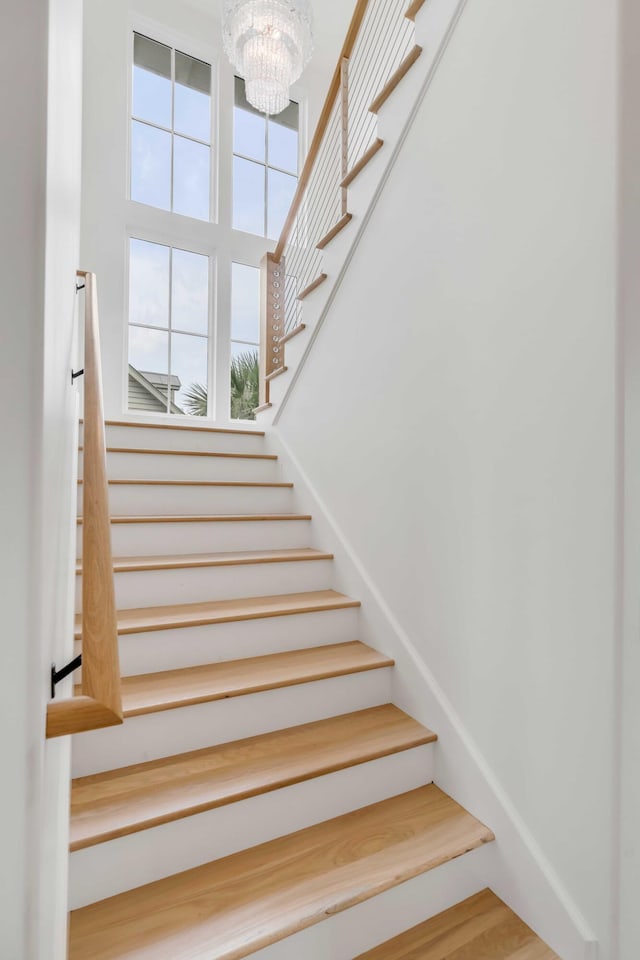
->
265;365;288;382
78;479;293;487
72;641;391;717
370;45;423;114
79;446;277;460
69;785;494;960
76;513;312;525
355;888;559;959
74;589;360;638
70;704;436;851
296;273;327;301
279;323;307;345
97;419;264;437
316;212;353;250
404;0;427;22
76;548;334;575
341;138;384;188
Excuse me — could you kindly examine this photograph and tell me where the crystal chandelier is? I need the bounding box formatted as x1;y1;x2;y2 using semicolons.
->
223;0;314;115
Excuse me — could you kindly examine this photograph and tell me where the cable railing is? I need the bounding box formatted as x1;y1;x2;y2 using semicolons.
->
258;0;425;407
46;272;123;739
348;0;414;169
283;97;342;333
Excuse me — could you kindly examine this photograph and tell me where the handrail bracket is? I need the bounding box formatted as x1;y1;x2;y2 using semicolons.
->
51;654;83;700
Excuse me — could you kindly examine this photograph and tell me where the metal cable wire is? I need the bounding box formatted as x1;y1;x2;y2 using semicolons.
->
278;1;417;336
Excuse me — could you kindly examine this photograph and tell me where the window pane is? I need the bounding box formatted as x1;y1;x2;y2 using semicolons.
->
129;327;169;391
175;51;211;142
171;333;209;416
234;108;266;163
230;343;259;421
267;168;297;240
133;34;171;127
231;341;259;359
172;249;209;335
268;118;298;173
233;156;265;236
173;136;210;220
129;239;170;328
233;76;266;162
231;263;260;342
131;121;171;210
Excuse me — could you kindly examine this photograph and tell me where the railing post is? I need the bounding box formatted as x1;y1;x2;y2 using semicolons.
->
341;56;349;216
259;252;285;409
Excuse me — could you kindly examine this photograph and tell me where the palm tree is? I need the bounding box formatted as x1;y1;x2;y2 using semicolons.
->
230;350;259;421
181;381;208;417
181;350;259;421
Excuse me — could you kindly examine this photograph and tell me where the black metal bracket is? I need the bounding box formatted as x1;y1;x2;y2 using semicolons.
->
51;654;82;700
76;282;85;293
71;368;85;383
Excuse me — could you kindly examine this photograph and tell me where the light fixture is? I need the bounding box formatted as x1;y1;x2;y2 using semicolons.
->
223;0;314;116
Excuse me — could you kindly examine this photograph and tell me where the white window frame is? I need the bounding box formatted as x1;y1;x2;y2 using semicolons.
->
116;12;308;424
126;234;216;418
128;23;217;224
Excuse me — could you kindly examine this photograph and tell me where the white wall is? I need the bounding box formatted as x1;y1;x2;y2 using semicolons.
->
0;1;83;957
618;0;640;956
276;0;619;955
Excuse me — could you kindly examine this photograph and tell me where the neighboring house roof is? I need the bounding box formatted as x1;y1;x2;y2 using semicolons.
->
139;371;181;391
128;365;183;414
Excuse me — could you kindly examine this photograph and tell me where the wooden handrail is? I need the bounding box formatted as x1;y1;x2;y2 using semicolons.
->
46;272;123;739
273;0;372;263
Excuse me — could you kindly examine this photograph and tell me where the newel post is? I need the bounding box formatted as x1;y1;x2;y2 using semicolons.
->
259;252;285;409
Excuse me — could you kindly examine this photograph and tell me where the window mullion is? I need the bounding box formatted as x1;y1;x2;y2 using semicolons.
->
170;47;176;216
264;114;269;238
167;245;173;414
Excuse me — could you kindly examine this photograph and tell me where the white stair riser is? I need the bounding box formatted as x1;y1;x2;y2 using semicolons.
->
99;424;266;455
68;743;434;909
250;846;493;960
103;607;361;676
74;560;335;612
80;451;281;483
78;483;295;517
71;668;391;777
76;518;312;556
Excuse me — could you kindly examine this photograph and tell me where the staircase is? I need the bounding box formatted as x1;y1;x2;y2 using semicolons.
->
67;419;559;959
